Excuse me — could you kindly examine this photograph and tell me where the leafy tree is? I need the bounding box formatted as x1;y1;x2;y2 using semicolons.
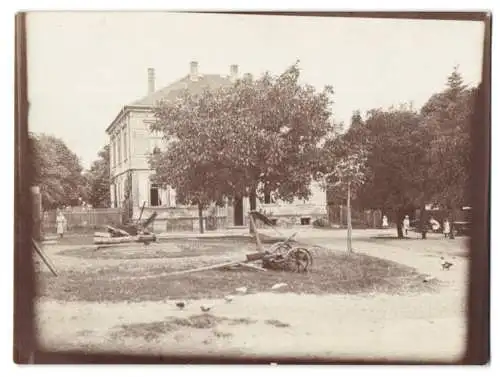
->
150;61;335;232
321;136;367;251
337;106;430;238
84;145;110;208
30;133;86;210
220;62;335;210
420;67;475;237
149;143;226;234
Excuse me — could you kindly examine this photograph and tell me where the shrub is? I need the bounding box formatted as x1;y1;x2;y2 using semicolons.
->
312;217;330;228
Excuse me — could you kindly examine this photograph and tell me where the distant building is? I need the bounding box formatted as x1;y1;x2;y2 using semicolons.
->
106;61;327;231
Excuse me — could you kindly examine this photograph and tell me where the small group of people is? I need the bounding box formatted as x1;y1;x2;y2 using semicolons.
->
383;213;452;238
400;214;451;238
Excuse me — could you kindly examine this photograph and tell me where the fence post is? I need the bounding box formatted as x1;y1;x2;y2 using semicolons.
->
31;186;42;241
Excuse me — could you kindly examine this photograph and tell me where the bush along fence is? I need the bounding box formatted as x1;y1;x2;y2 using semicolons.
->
42;208;123;233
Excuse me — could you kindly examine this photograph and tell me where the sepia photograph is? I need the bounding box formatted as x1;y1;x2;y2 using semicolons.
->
15;11;490;364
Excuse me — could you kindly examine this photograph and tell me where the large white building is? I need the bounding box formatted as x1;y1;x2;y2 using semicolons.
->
106;62;327;232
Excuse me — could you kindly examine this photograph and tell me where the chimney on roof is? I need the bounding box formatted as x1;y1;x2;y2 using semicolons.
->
190;61;199;81
147;68;155;95
230;64;239;82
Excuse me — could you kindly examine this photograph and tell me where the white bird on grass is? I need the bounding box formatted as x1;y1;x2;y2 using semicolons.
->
200;304;214;313
235;287;248;294
224;295;234;303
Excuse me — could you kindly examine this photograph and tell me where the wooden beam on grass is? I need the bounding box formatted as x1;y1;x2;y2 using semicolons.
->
32;238;57;277
162;260;244;277
235;263;267;272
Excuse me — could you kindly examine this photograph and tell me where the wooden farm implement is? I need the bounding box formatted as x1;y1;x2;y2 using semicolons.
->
246;210;313;273
93;203;158;246
162;211;313;277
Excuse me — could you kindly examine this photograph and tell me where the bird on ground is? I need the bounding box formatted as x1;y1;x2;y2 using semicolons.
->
440;257;453;270
235;287;248;294
176;301;186;309
224;295;234;303
200;304;213;313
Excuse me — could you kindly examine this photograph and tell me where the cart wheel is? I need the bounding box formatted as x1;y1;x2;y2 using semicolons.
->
269;241;293;255
289;247;313;273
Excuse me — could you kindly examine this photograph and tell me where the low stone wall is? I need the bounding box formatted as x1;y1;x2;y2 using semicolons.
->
254;203;327;228
135;205;229;233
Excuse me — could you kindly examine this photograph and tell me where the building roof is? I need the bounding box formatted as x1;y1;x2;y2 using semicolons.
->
107;64;237;134
129;73;233;107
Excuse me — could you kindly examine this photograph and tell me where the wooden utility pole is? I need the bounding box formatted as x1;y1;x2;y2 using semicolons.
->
31;186;42;241
346;180;353;253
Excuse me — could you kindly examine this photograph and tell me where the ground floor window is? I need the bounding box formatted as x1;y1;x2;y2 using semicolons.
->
150;184;161;207
264;193;272;204
301;217;311;225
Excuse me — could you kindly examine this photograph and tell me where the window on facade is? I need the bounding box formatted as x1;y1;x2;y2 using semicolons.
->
150;184;161;207
112;138;116;168
123;130;128;161
264;192;272;204
117;134;122;164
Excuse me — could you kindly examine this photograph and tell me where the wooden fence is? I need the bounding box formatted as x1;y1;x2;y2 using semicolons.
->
327;205;383;228
43;208;123;233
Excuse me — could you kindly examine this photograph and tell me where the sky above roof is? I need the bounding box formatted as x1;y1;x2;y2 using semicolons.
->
26;12;485;168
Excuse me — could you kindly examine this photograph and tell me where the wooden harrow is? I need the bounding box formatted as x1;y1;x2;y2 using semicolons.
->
247;210;313;273
162;211;313;277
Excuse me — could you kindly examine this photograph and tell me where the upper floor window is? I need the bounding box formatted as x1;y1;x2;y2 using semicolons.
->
123;130;128;162
117;134;122;164
112;138;117;168
264;193;272;204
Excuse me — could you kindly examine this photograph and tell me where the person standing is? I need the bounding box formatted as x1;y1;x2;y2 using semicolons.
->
429;216;441;233
56;210;67;238
382;215;389;228
403;215;410;237
443;218;451;238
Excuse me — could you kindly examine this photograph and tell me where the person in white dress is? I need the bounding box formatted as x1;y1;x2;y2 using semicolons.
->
382;215;389;228
443;218;451;238
402;215;410;237
56;211;67;238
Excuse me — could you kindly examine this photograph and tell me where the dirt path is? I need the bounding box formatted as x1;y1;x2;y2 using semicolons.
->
35;232;469;362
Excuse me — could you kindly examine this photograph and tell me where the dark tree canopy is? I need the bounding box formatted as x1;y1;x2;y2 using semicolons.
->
420;67;475;208
321;68;475;238
84;145;111;208
31;133;86;210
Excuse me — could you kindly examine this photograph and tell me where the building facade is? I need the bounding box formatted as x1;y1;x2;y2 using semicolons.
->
106;62;327;231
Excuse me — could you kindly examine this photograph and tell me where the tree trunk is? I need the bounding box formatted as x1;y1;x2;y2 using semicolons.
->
249;190;257;234
420;203;428;240
449;205;456;239
198;203;204;234
31;186;42;241
396;209;404;239
347;181;353;252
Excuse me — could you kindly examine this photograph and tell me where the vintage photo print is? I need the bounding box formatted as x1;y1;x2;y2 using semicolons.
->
15;11;490;364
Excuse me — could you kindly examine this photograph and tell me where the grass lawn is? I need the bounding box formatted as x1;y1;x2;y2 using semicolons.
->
37;239;439;302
